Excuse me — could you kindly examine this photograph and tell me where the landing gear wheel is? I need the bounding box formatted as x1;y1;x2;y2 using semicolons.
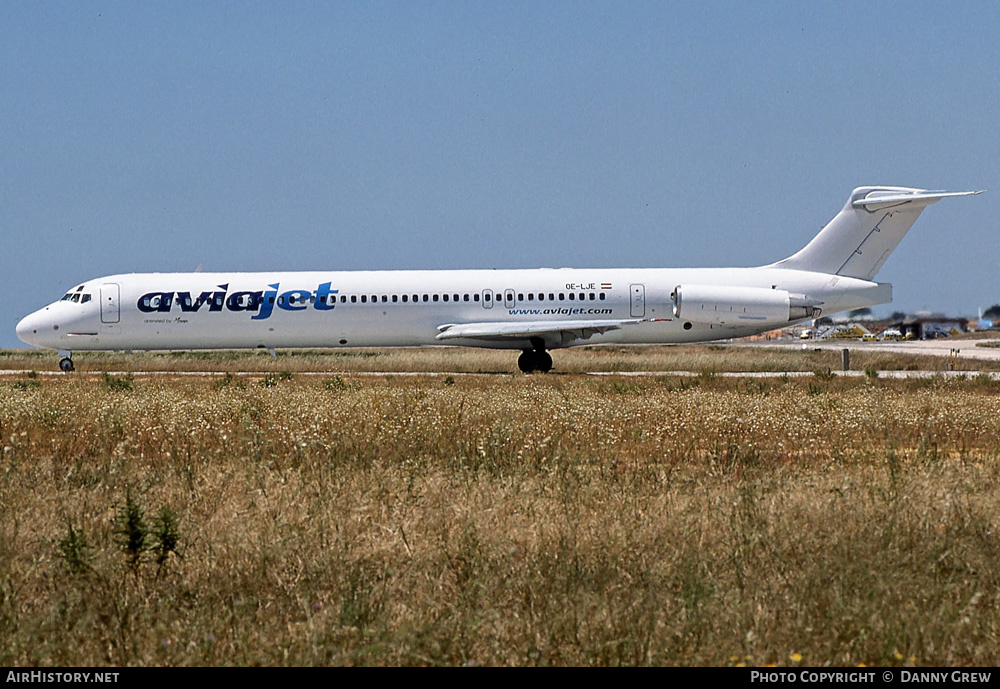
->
537;351;552;373
518;350;534;374
59;357;75;373
517;349;553;374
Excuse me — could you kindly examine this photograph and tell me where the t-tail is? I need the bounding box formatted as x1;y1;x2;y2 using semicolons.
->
770;186;983;279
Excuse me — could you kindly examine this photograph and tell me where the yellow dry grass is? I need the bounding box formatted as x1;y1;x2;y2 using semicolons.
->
3;341;997;374
1;352;999;666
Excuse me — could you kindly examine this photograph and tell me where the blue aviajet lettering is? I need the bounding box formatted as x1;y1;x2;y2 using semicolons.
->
138;282;340;321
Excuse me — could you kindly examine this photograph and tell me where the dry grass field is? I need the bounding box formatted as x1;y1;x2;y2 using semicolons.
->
4;341;1000;374
2;345;1000;666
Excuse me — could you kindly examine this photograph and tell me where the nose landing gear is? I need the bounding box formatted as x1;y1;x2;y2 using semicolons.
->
58;352;74;372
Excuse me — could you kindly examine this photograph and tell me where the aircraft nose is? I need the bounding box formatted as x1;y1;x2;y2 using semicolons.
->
16;312;37;345
16;309;51;347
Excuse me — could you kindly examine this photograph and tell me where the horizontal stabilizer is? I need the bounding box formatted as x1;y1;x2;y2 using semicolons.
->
852;189;982;211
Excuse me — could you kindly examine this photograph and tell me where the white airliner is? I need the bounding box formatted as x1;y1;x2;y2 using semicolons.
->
16;186;981;373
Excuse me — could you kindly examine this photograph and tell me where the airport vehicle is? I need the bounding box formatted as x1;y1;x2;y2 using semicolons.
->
16;186;981;372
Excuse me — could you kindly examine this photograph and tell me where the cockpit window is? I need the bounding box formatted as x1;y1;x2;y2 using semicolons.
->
61;287;92;303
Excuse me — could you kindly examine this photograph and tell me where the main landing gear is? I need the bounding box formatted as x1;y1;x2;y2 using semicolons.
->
517;339;553;374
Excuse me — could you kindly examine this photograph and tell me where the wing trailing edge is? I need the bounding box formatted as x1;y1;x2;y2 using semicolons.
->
435;318;650;347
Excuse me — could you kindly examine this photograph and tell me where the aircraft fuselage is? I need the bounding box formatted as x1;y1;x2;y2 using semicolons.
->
16;266;888;352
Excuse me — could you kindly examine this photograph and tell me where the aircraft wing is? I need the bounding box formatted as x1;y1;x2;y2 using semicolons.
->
435;318;651;348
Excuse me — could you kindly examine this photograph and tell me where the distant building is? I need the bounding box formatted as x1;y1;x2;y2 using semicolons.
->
891;316;968;340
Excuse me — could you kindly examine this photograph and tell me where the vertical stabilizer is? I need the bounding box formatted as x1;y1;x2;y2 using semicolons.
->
771;187;982;280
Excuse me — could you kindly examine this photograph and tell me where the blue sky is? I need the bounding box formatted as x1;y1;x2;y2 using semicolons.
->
3;1;998;348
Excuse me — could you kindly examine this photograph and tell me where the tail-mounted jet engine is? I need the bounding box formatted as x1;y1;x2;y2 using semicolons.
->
671;285;821;326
